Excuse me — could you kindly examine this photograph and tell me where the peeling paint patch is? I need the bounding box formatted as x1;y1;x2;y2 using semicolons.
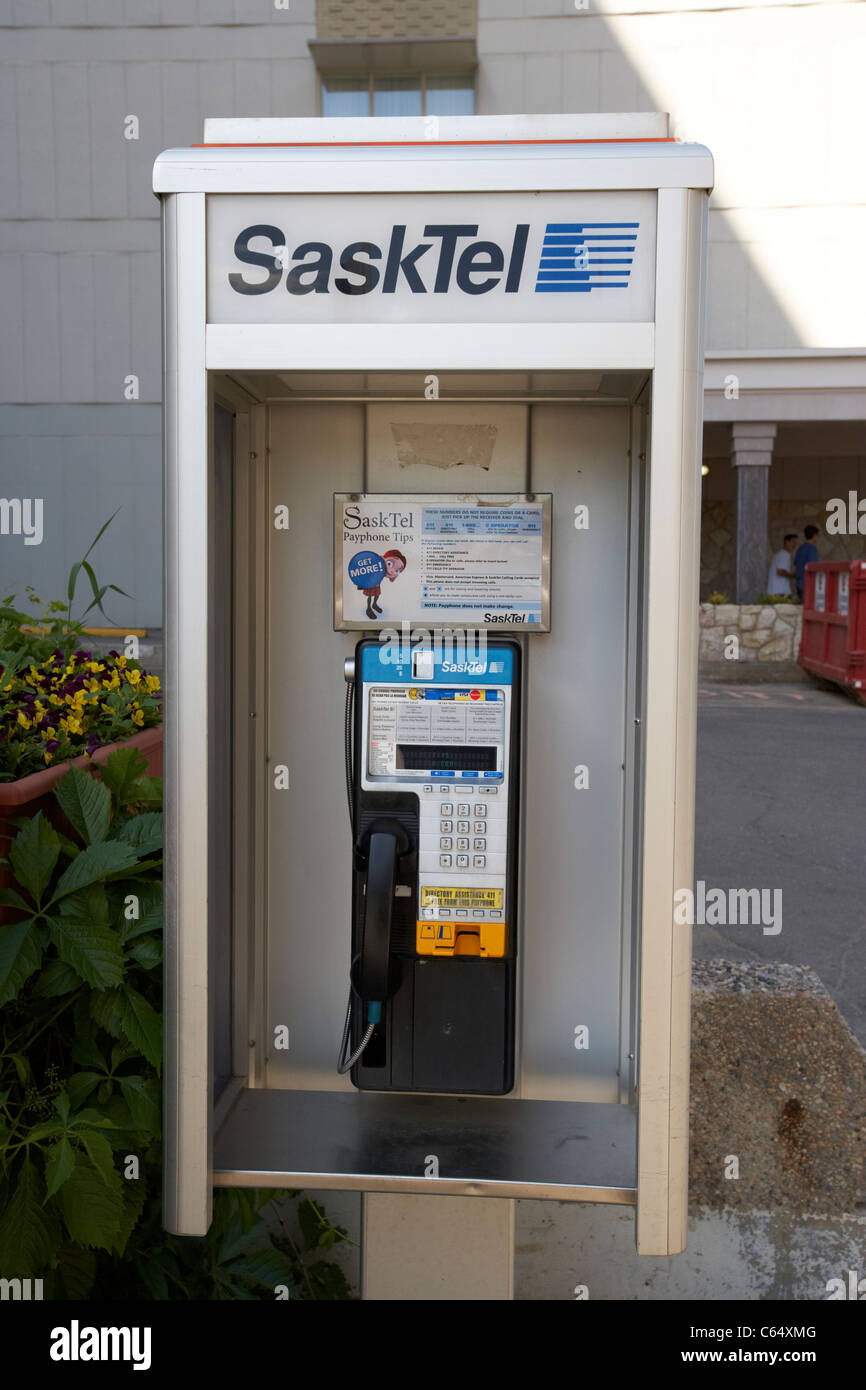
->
390;422;497;471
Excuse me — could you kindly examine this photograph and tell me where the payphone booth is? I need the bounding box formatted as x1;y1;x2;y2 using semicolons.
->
155;114;713;1279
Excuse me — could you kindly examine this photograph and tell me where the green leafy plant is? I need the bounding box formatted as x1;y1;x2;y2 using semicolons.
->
706;591;730;605
107;1188;353;1301
0;751;351;1299
753;592;796;605
0;751;163;1292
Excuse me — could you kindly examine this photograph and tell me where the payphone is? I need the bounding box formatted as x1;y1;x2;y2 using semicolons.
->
157;114;713;1260
340;637;521;1095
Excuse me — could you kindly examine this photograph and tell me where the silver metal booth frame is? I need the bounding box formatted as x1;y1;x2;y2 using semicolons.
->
155;114;713;1265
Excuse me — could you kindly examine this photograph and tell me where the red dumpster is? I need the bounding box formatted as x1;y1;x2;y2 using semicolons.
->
798;559;866;704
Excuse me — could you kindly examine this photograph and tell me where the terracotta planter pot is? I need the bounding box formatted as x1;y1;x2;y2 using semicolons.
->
0;725;162;924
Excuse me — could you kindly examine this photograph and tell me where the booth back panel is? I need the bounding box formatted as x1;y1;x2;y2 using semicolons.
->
261;399;636;1101
521;404;634;1102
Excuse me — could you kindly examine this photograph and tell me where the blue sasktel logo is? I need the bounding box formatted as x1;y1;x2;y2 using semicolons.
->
535;222;639;293
228;221;639;297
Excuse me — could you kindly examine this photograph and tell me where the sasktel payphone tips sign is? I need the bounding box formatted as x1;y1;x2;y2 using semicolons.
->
206;192;655;324
335;495;551;633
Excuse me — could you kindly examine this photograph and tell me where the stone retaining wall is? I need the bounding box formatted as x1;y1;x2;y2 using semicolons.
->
699;602;803;663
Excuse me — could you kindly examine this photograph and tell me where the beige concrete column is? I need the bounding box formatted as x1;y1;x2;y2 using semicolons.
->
730;422;777;603
361;1194;514;1300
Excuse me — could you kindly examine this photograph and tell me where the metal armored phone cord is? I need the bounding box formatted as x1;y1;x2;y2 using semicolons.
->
337;674;378;1074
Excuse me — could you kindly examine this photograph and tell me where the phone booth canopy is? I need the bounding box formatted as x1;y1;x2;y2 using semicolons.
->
154;114;713;1258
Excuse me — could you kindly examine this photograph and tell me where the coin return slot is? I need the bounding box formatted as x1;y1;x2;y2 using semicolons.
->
454;929;481;956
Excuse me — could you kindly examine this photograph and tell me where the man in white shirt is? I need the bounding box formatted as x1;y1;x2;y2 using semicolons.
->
766;533;798;596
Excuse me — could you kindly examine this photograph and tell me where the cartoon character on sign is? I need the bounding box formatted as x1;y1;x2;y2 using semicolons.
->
348;549;407;621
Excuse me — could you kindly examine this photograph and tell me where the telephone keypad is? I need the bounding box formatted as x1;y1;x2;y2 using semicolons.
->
417;755;507;908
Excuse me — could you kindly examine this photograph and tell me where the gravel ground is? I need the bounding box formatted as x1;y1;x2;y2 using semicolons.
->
689;960;866;1216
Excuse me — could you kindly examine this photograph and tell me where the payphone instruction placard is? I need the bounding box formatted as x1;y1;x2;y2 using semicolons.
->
335;493;551;631
367;686;505;778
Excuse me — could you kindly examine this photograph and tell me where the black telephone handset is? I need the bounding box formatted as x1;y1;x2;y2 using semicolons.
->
352;819;410;1006
337;667;416;1076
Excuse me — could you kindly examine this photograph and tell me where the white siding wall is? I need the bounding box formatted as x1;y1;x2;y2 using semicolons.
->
0;4;317;622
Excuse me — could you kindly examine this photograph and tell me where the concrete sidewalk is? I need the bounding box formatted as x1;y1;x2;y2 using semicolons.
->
515;961;866;1300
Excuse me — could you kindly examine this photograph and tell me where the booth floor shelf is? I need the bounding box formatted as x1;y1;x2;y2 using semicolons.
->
213;1088;637;1204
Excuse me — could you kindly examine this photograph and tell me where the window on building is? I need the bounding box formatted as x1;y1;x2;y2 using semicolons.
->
425;75;475;117
321;74;474;118
373;77;423;117
320;78;368;118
